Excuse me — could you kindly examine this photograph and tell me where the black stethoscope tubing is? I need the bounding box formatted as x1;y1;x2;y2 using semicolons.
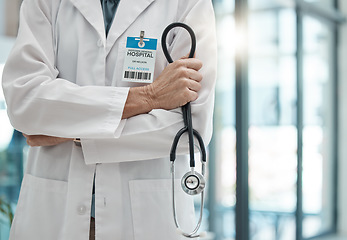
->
161;22;207;238
161;22;206;168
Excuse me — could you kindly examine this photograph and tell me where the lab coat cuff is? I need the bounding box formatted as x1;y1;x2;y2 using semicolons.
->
81;139;99;165
102;87;129;137
81;87;129;165
80;118;126;165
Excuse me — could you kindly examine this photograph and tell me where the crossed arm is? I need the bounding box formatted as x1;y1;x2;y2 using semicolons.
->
23;57;203;147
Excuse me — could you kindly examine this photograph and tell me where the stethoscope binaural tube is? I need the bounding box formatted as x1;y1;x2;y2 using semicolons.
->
162;22;207;239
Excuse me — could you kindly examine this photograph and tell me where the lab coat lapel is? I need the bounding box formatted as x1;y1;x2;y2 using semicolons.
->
105;0;156;55
69;0;106;41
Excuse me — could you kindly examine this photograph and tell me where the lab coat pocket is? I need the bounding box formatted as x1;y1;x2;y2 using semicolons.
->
10;174;67;240
129;179;195;240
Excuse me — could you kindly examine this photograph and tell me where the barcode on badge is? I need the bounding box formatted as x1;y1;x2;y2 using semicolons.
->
124;71;152;81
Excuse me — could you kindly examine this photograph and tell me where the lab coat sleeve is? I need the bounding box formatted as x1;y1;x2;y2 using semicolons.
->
1;0;129;138
81;0;217;164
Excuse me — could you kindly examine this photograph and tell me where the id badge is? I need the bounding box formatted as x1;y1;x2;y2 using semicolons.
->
122;36;157;83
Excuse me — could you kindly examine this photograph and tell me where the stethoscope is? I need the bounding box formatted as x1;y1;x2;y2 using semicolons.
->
162;22;207;239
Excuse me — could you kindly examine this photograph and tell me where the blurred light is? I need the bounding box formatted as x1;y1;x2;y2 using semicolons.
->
234;26;248;56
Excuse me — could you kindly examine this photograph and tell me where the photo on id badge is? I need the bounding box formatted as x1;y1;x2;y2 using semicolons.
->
122;31;157;84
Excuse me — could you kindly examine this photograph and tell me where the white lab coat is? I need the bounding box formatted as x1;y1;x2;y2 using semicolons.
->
2;0;217;239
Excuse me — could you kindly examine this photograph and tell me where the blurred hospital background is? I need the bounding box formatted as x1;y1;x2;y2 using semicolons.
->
1;0;347;239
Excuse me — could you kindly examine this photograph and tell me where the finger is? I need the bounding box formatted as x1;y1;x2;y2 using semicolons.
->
180;53;190;59
187;80;201;92
26;136;40;146
185;69;203;82
180;52;197;59
26;138;36;147
24;135;52;147
185;89;199;102
179;58;203;71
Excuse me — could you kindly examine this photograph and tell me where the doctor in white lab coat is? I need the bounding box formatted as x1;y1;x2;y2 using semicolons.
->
1;0;217;239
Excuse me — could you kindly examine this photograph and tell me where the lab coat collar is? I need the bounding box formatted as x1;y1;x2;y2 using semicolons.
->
69;0;156;53
69;0;106;41
105;0;156;55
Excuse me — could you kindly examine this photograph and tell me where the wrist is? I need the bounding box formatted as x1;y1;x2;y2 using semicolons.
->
143;84;158;110
122;86;154;119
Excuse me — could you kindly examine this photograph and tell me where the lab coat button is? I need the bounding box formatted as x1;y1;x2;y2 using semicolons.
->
97;39;103;47
77;205;87;215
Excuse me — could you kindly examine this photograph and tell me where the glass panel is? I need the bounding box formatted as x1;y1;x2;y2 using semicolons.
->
249;0;295;10
248;8;297;240
0;1;24;240
210;1;236;239
304;0;335;8
302;16;335;238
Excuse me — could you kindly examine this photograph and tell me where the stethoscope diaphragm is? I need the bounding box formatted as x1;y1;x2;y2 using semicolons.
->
181;171;205;195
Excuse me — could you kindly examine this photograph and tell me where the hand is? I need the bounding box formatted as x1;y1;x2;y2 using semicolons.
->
145;57;203;110
22;134;73;147
121;56;203;119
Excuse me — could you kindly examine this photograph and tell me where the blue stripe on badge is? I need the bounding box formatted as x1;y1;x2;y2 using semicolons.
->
126;37;157;50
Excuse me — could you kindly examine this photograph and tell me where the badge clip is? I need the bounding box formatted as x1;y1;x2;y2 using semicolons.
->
139;31;145;47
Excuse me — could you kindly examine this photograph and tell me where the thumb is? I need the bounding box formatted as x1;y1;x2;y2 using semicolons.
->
180;52;196;59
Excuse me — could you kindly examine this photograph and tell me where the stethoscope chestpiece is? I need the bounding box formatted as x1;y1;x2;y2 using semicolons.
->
181;170;205;195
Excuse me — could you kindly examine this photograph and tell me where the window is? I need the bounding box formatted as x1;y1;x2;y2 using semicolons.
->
304;0;335;8
302;16;336;238
207;0;342;239
248;6;297;240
